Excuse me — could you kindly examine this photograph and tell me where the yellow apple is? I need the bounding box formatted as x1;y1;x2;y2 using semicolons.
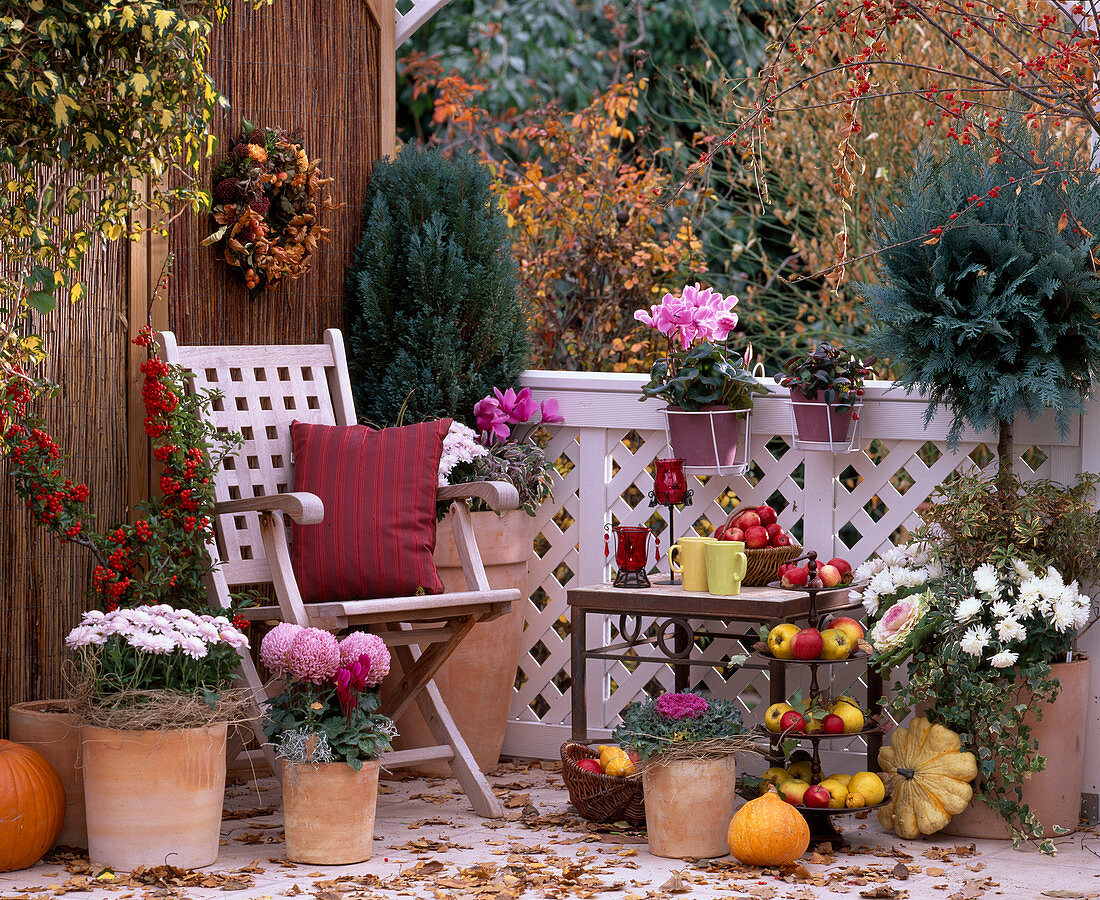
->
848;771;885;806
820;627;854;660
818;777;848;809
762;766;792;786
767;623;800;659
804;715;824;734
787;760;814;782
780;779;811;805
829;698;866;733
764;702;794;733
825;773;852;789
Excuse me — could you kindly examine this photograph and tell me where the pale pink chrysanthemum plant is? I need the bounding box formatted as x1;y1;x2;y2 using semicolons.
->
260;625;396;768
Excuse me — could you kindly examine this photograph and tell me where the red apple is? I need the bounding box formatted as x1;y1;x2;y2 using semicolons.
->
578;758;603;775
756;505;778;526
827;615;865;645
779;710;806;733
790;627;824;660
822;713;846;734
781;565;809;587
817;564;842;588
722;526;745;542
714;525;727;540
803;785;832;809
773;533;792;547
744;525;769;549
778;562;793;578
765;523;784;542
736;511;761;530
827;557;853;578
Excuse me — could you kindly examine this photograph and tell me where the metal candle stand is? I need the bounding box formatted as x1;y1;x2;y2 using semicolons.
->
648;457;693;585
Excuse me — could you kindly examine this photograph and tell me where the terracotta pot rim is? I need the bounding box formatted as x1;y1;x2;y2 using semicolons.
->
9;699;78;717
81;723;229;736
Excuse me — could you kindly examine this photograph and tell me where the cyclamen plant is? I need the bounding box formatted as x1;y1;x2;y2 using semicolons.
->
2;321;241;612
635;284;767;412
261;625;396;770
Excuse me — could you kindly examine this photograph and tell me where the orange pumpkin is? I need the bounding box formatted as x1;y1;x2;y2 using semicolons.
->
727;786;810;866
0;739;65;872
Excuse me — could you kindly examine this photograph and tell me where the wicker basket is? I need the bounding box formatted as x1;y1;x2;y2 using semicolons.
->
559;742;645;825
721;504;802;586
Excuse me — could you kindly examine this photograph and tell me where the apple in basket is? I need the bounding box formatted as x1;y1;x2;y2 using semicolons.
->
756;505;778;526
744;525;769;549
577;758;603;775
722;526;745;542
735;510;762;530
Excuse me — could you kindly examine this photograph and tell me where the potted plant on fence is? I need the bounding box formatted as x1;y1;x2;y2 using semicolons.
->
2;319;250;864
859;473;1099;852
260;625;396;865
635;283;767;471
612;691;756;859
775;343;874;450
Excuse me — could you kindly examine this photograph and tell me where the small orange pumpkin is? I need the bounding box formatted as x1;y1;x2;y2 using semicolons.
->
0;739;65;872
727;786;810;866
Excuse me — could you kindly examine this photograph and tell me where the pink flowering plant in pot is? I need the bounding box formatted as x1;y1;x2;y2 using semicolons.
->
611;691;748;761
261;625;396;769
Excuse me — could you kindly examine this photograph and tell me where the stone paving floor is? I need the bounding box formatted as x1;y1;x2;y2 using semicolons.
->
3;760;1098;900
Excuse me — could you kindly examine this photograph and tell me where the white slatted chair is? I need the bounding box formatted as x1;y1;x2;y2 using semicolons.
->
160;329;519;817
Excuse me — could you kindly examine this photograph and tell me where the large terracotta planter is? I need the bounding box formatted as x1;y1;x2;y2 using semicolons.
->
643;756;738;858
941;658;1090;839
391;508;531;774
665;406;746;470
8;701;86;849
82;724;227;870
282;759;380;864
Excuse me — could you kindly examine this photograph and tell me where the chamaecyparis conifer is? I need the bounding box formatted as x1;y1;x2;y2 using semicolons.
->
345;146;529;427
860;119;1100;487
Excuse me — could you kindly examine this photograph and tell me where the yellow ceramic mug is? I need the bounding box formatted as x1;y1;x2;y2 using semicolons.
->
668;536;714;592
704;540;748;596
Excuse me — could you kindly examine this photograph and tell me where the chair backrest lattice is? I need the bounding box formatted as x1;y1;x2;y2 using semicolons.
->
160;330;356;587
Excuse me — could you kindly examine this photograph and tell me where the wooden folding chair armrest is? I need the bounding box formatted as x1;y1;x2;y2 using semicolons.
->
437;480;520;511
213;492;325;524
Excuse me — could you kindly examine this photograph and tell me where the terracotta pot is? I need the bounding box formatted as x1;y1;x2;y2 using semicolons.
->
665;406;745;470
82;724;227;870
643;755;738;858
941;658;1090;839
789;389;856;445
390;509;531;774
282;759;380;864
8;701;86;849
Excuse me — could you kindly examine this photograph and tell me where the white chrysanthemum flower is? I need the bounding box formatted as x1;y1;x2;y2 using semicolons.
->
853;559;883;583
439;422;489;486
995;616;1026;643
869;569;895;596
1052;598;1077;632
84;609;106;622
1039;570;1065;601
990;649;1018;668
65;625;97;647
881;546;908;567
219;629;249;650
102;615;130;636
150;614;174;632
196;621;220;642
990;600;1012;620
143;633;177;654
177;634;209;659
955;596;982;623
174;618;200;636
926;560;944;580
861;592;880;617
1012;558;1034;580
127;631;158;653
973;564;1000;598
960;624;990;656
1074;596;1092;628
212;615;232;628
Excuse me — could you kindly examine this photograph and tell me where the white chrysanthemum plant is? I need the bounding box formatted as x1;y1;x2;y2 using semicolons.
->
66;605;250;726
438;421;490;487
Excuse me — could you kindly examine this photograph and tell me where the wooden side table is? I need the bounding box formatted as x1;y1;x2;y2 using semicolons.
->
566;582;882;770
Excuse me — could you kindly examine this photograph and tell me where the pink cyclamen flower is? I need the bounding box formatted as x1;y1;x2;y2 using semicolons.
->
493;386;538;425
288;628;341;684
260;622;303;674
474;396;510;443
540;397;564;424
655;692;709;720
339;631;391;686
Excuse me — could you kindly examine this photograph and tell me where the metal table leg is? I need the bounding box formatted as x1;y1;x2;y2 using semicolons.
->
570;605;588;742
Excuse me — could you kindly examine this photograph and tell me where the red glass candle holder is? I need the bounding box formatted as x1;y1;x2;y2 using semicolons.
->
654;457;688;505
610;525;652;588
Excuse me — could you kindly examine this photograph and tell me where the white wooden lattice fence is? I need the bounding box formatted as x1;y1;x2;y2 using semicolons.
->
499;372;1100;796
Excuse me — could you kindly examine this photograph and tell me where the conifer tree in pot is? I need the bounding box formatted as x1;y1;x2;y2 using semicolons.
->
345;145;529;428
860;119;1100;491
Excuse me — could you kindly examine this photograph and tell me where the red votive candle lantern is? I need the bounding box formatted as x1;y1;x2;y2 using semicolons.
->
611;525;652;588
654;457;688;506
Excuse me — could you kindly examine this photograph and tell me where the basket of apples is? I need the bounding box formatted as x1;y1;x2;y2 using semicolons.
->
559;742;645;825
714;503;801;585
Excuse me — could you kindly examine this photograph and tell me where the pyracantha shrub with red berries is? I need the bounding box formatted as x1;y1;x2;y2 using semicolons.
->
1;327;242;614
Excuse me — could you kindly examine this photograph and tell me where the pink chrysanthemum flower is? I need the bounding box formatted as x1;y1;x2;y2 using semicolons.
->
655;692;709;721
339;631;391;686
288;628;341;683
260;622;302;674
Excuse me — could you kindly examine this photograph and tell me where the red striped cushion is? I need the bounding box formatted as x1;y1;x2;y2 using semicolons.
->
289;419;450;602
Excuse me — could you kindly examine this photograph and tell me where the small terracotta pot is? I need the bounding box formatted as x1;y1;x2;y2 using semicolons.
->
282;759;380;864
643;755;738;858
8;700;86;849
665;406;745;470
790;389;856;445
941;658;1090;839
391;509;531;774
82;724;227;870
